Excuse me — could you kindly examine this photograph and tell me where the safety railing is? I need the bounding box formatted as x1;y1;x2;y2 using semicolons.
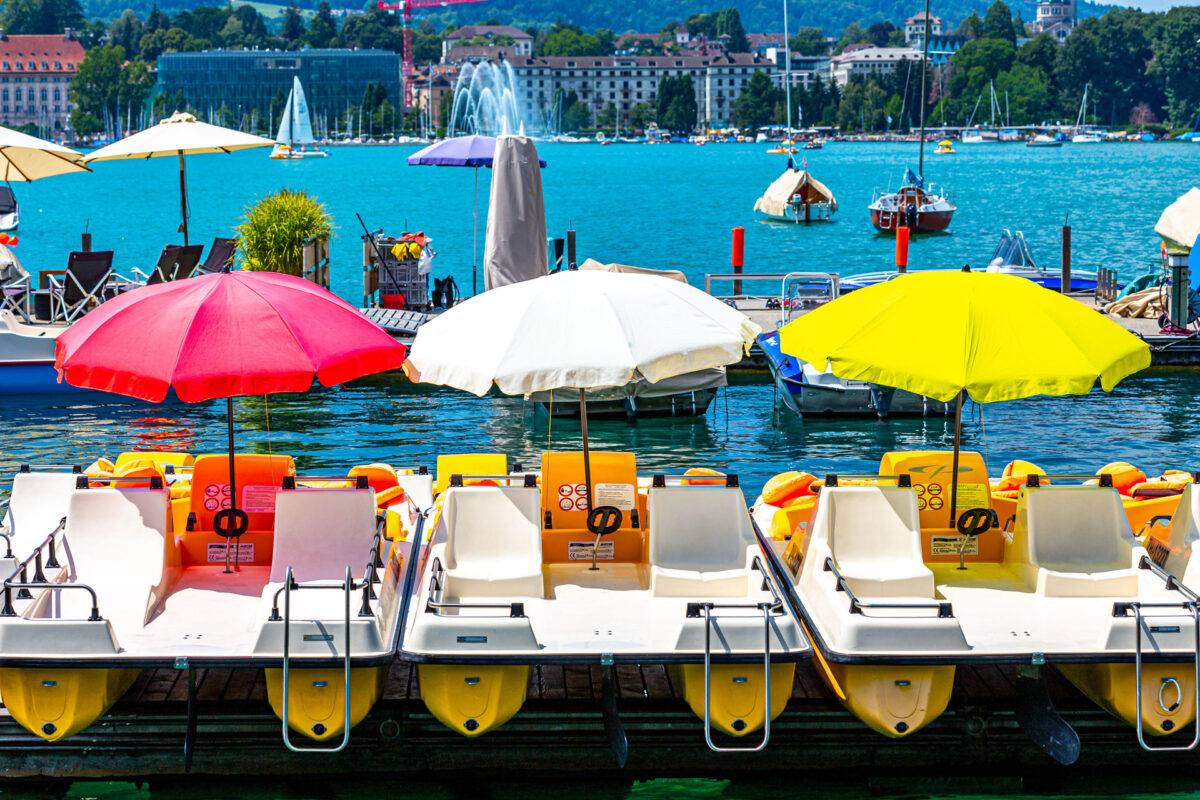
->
1;519;99;619
1112;557;1200;752
824;557;954;618
422;557;526;618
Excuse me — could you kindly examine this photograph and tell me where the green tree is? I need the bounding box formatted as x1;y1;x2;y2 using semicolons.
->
834;22;867;54
560;89;590;131
338;7;401;51
657;74;696;131
282;4;305;45
304;1;337;48
981;1;1016;45
1150;6;1200;127
1016;33;1058;75
2;0;83;35
144;3;168;32
955;11;983;40
717;8;748;52
543;26;610;57
108;9;142;54
730;69;779;130
628;101;653;129
866;21;896;48
789;27;825;56
1055;10;1162;128
69;43;124;135
597;100;616;129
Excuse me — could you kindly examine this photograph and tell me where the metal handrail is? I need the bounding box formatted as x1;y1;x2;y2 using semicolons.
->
1137;555;1200;604
823;558;953;618
0;532;11;559
423;557;526;617
280;565;354;754
1;521;99;620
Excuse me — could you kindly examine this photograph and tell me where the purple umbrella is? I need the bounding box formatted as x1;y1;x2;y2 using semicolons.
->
408;135;546;295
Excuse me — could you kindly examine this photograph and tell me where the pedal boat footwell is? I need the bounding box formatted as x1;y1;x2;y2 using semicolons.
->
401;474;810;744
782;482;1200;743
0;472;415;746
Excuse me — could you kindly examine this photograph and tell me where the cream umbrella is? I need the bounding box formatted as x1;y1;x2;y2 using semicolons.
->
0;124;89;182
81;112;273;244
404;269;760;566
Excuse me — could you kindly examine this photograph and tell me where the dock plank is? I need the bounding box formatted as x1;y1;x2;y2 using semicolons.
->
197;669;232;702
640;664;673;701
138;668;182;703
615;664;646;700
539;665;567;701
562;665;593;701
220;669;259;704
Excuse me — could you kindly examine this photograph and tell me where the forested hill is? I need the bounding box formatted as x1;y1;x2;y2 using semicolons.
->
365;0;1115;34
80;0;1119;33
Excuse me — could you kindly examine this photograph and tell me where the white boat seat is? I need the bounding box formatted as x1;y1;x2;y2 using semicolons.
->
442;486;543;599
396;473;435;513
1;472;80;563
270;487;379;584
648;486;750;598
821;487;934;599
58;488;172;629
1157;484;1200;585
1024;487;1138;597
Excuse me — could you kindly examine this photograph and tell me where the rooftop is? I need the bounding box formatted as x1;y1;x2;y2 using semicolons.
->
445;25;532;41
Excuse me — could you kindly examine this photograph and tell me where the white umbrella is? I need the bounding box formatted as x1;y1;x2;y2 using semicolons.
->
405;270;760;565
0;125;89;182
1156;187;1200;253
81;112;274;244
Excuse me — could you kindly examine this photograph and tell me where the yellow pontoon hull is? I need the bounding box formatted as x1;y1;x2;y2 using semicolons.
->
1058;662;1196;736
418;664;529;736
671;662;795;736
818;657;954;737
265;665;387;742
0;667;140;741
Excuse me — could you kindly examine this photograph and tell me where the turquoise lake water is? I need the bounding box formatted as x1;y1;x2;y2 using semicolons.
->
1;141;1199;796
3;141;1199;496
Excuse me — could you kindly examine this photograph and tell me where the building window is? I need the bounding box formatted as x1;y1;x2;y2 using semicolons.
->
14;89;20;100
26;62;33;70
14;63;21;70
40;89;46;100
40;62;47;70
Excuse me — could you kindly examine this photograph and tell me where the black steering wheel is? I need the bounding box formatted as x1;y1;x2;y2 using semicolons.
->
956;508;997;538
587;506;623;536
213;507;250;538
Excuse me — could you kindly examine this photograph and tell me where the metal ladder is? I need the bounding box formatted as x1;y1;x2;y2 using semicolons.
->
280;565;354;754
1128;599;1200;752
698;600;774;753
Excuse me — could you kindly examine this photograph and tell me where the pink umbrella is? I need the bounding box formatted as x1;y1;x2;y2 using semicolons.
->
55;270;407;569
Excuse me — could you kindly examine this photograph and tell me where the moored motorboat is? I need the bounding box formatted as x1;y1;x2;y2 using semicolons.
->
986;229;1100;292
0;453;430;745
400;452;810;748
0;183;19;231
1027;133;1064;148
753;163;837;223
868;173;956;233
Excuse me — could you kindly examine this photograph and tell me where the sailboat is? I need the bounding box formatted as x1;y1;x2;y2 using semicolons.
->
270;77;328;160
1072;83;1103;143
867;0;955;234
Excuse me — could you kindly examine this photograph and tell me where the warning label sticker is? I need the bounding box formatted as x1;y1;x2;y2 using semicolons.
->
931;536;978;556
1145;536;1171;567
568;541;615;561
594;483;635;511
242;485;277;514
954;482;990;511
207;542;255;562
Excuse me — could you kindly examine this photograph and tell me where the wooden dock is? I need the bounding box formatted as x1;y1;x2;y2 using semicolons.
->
1;660;1195;779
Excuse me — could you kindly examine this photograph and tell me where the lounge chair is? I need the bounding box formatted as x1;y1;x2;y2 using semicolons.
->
172;244;203;279
0;244;31;322
195;237;236;275
140;245;182;286
48;251;113;322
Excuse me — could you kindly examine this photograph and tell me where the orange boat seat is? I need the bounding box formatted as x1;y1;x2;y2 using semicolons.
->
180;454;295;566
434;453;507;496
540;451;644;564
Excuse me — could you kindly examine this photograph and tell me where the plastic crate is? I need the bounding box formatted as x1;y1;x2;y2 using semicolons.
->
373;236;429;309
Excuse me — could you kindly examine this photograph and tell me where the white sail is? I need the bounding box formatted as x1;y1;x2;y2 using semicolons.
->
274;89;294;146
274;77;317;147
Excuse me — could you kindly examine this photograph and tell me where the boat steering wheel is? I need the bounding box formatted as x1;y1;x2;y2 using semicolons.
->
587;506;623;536
955;508;998;537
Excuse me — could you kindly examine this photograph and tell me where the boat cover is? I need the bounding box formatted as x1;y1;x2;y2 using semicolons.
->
1155;187;1200;253
0;186;16;213
484;134;548;290
753;169;837;217
578;258;687;284
525;366;726;402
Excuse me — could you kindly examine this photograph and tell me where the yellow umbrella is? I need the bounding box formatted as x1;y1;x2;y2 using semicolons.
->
778;270;1150;526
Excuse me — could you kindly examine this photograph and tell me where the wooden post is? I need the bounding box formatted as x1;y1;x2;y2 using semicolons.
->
1061;225;1071;294
80;233;91;252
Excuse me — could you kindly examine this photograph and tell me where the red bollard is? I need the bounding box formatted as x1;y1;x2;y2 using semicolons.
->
731;226;745;295
895;226;910;273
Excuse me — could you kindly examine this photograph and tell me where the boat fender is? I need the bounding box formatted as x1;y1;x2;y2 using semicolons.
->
375;486;408;509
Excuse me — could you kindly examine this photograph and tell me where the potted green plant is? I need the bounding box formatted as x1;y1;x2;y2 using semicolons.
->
236;189;333;277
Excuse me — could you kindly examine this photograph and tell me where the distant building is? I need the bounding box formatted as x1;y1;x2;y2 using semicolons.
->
412;67;456;129
507;52;775;130
830;46;921;87
1030;0;1076;41
0;30;84;136
443;25;533;59
442;45;514;65
904;12;943;43
157;49;401;134
764;48;830;90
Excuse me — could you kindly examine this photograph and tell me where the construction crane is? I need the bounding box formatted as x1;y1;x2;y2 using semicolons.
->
376;0;490;109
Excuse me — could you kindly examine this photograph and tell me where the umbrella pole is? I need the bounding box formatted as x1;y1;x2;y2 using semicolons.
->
178;151;189;246
580;388;600;572
472;167;478;296
950;391;964;569
224;397;238;574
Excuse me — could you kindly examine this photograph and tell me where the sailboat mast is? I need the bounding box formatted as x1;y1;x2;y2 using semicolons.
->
783;0;791;136
917;0;930;176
